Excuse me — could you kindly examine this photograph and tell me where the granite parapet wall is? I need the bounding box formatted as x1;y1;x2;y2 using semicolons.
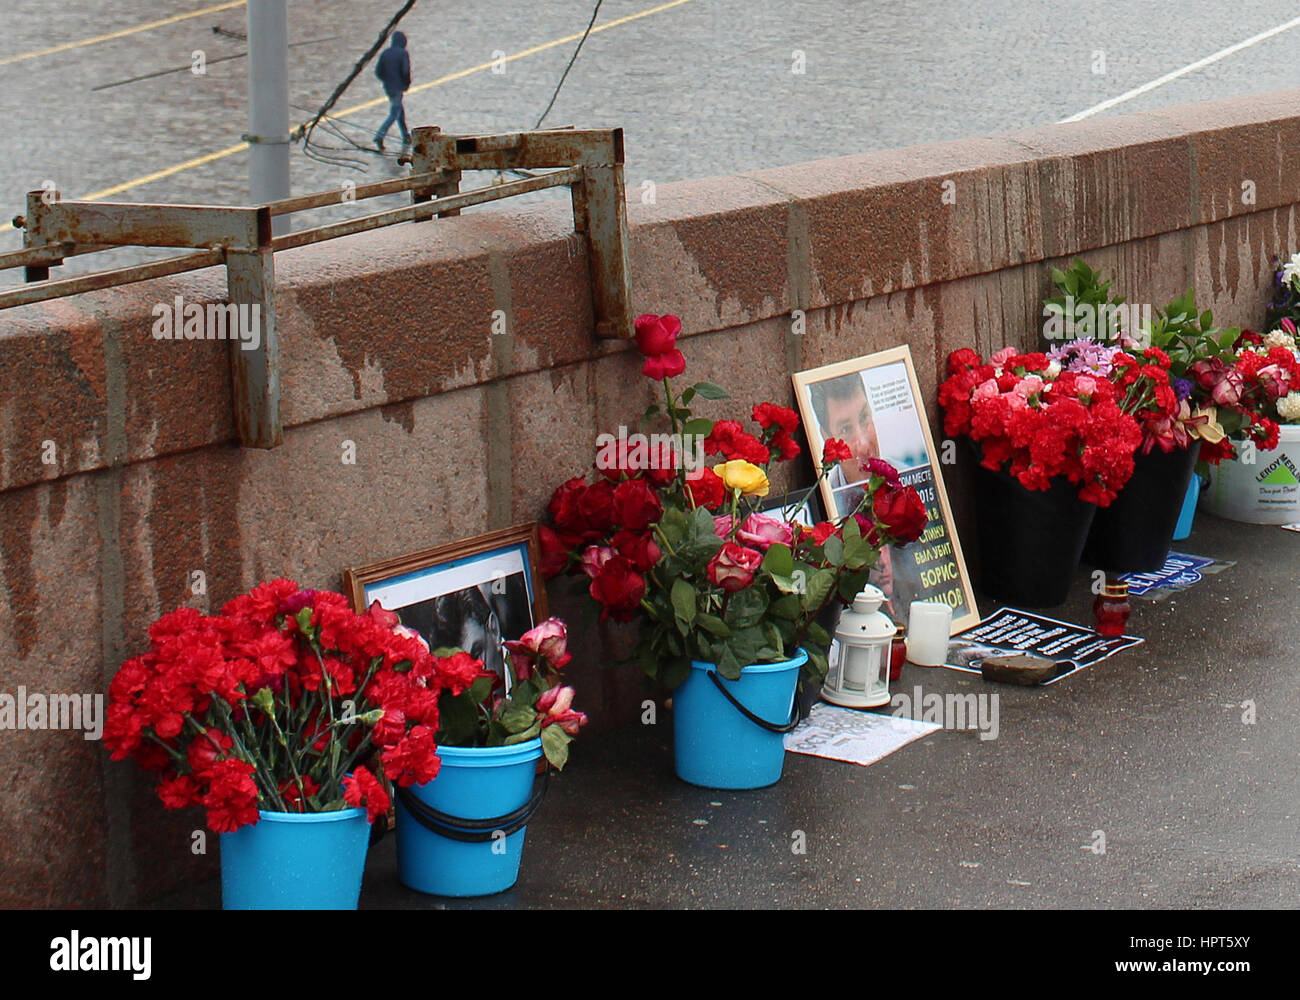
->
1;89;1297;905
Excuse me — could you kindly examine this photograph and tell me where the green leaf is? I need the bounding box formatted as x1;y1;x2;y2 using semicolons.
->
805;621;830;647
661;656;692;691
503;719;543;745
682;417;714;438
822;534;844;568
671;578;697;626
435;690;480;746
658;505;689;547
696;612;732;637
681;386;697;405
762;621;786;660
761;543;795;578
691;381;730;400
541;725;571;770
468;676;495;706
806;646;829;682
724;587;768;628
498;701;537;734
802;568;836;612
716;642;743;680
770;594;802;620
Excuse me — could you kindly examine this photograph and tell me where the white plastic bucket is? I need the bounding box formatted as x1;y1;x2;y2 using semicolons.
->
1201;424;1300;524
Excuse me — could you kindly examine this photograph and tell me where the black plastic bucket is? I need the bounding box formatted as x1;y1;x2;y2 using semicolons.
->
1083;443;1198;573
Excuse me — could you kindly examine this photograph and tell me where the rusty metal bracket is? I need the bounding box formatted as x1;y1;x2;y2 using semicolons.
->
0;126;635;449
408;127;633;340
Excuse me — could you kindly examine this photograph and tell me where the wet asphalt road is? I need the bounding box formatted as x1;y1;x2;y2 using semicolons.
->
2;0;1300;282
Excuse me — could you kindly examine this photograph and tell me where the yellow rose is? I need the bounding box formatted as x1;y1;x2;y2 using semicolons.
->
715;460;770;497
1190;406;1225;444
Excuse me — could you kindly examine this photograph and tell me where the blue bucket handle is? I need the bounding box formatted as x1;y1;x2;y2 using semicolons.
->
395;765;549;842
707;670;801;734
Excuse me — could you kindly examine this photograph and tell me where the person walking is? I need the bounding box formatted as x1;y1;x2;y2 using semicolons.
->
373;31;411;150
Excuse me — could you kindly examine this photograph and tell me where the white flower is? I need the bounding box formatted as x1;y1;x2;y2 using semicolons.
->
1283;252;1300;288
1045;360;1062;379
1264;330;1296;351
1277;392;1300;423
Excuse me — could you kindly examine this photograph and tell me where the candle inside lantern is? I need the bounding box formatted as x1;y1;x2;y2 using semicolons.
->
906;601;952;666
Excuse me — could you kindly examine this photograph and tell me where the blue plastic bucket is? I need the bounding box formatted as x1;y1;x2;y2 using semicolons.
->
1172;473;1201;540
395;739;544;897
220;807;370;910
673;649;806;790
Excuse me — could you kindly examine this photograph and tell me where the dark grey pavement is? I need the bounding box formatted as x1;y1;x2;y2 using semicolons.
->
154;507;1300;910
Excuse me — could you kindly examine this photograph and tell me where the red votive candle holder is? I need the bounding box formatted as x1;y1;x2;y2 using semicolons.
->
1093;580;1131;637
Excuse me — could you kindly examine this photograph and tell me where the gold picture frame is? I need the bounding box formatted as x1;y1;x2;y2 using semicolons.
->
342;522;548;675
792;345;978;632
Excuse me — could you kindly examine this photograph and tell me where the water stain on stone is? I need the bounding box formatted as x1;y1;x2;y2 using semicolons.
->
380;400;416;433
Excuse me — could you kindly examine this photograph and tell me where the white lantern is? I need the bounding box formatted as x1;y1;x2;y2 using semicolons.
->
822;585;895;709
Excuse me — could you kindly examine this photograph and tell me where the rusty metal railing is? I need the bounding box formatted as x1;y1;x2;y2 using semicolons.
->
0;127;634;449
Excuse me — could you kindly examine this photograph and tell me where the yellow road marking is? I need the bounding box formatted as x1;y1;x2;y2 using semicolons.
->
80;0;695;201
0;1;247;68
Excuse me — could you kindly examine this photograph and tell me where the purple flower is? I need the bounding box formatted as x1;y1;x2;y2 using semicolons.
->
1172;377;1193;402
1047;338;1121;376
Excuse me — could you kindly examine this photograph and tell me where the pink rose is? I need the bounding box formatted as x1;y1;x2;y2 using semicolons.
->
713;514;735;539
736;512;793;551
1211;369;1245;406
706;542;763;592
579;545;616;579
503;618;571;673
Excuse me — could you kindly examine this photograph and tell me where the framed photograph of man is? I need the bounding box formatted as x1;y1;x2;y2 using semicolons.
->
792;346;979;631
342;523;547;685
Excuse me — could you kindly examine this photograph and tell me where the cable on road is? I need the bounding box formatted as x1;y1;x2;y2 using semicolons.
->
533;0;605;129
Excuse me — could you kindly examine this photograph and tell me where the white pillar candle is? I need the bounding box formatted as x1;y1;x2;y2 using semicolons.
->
906;601;952;666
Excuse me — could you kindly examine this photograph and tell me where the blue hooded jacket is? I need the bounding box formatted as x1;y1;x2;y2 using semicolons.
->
375;32;410;98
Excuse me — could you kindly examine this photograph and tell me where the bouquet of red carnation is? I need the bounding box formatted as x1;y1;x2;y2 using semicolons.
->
434;617;587;770
940;345;1143;506
540;313;928;687
103;580;475;832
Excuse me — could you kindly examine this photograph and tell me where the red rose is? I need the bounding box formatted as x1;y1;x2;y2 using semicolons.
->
706;542;764;592
684;466;726;509
872;485;928;543
539;524;577;578
611;529;661;573
811;521;841;546
634;313;682;356
548;476;589;533
635;314;686;381
642;349;687;381
576;478;616;534
588;555;646;621
612;478;663;531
